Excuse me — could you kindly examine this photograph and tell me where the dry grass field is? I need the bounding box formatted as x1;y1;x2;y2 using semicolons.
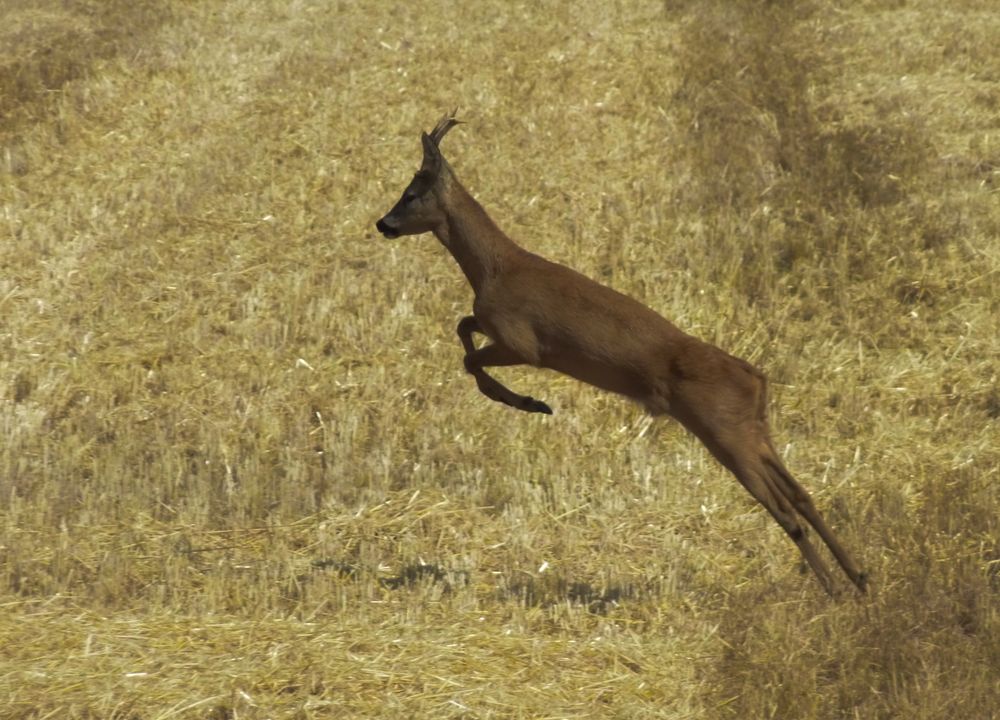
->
2;0;998;717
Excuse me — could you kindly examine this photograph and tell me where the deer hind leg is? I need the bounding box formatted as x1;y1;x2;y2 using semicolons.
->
761;447;868;592
727;452;838;595
679;409;837;592
745;366;867;592
703;416;866;594
457;316;552;415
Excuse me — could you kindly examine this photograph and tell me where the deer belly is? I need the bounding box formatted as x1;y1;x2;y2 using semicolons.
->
540;351;648;400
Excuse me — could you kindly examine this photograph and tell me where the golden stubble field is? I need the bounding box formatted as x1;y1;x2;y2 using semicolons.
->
1;0;998;717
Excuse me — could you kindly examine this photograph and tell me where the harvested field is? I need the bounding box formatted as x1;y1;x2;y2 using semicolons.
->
1;0;998;717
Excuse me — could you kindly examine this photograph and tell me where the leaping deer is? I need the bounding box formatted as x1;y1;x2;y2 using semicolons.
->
375;113;868;595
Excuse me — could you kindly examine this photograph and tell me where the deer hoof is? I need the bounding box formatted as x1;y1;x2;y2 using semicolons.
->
524;397;553;415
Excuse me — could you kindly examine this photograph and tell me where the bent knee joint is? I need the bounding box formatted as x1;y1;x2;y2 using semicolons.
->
457;317;477;338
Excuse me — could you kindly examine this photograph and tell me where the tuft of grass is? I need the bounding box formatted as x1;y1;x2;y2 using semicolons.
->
0;0;170;137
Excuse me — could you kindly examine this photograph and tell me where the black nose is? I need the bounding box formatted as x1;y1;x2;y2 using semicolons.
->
375;217;399;238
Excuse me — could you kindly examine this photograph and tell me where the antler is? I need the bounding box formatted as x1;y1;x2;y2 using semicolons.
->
428;109;462;146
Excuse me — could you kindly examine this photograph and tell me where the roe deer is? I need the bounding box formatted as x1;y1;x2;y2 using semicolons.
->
375;113;868;595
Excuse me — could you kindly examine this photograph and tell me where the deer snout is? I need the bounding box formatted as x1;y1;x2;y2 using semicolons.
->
375;217;399;239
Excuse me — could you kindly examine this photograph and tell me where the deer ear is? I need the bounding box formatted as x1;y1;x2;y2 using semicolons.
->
420;132;441;173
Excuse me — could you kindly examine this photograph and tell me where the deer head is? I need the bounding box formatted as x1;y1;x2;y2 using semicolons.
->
375;113;462;239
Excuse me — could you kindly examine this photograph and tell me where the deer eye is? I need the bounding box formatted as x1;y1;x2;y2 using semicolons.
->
403;192;418;205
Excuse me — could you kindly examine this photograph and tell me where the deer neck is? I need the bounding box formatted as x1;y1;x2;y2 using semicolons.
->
434;182;520;295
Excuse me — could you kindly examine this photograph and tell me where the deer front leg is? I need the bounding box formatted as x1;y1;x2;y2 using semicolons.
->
457;316;552;414
456;315;483;357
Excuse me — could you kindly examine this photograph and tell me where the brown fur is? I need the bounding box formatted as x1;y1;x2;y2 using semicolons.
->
376;114;867;595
